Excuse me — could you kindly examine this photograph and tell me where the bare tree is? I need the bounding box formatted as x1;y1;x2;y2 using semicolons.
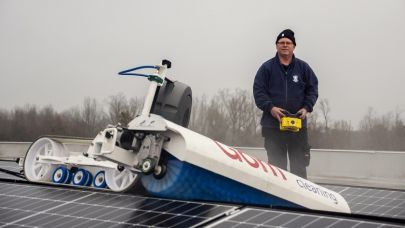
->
107;93;131;126
307;110;320;131
393;108;404;134
392;108;405;150
318;98;331;131
330;120;354;149
81;98;97;131
251;105;264;146
218;89;258;145
307;110;323;148
205;97;228;142
81;97;106;136
62;107;84;137
358;108;395;150
9;105;39;141
129;97;142;118
189;95;209;134
333;120;353;132
0;109;10;140
359;107;376;132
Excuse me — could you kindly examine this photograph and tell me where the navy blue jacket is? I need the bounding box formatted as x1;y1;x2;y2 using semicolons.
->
253;54;318;128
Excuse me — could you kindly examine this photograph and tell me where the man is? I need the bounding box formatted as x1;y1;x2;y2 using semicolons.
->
253;29;318;179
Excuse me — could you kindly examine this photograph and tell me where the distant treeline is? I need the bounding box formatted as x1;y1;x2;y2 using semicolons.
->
0;94;142;142
1;89;405;151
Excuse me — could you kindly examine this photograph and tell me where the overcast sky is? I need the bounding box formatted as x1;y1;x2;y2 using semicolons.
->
1;0;404;128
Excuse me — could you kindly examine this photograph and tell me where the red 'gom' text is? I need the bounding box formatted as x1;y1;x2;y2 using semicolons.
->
214;141;287;180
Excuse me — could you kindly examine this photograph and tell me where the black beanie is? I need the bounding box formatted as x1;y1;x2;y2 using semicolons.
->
276;29;296;46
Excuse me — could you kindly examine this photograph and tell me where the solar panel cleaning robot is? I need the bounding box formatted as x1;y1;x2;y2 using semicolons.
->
23;60;351;214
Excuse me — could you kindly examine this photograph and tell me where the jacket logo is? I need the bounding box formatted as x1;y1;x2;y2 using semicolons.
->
293;75;299;83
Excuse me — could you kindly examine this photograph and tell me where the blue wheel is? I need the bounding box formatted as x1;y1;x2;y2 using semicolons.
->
93;171;107;188
52;167;71;184
85;170;93;186
72;169;91;186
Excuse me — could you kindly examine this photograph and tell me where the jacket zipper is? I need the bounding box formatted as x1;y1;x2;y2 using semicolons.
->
284;70;288;109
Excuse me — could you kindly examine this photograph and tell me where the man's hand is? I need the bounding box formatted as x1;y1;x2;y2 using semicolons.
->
270;107;286;122
297;108;308;119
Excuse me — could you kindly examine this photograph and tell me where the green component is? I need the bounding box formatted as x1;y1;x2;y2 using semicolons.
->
148;75;163;84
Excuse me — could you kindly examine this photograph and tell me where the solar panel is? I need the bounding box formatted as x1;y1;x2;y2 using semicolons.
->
207;208;405;228
1;160;405;226
325;184;405;220
0;182;237;227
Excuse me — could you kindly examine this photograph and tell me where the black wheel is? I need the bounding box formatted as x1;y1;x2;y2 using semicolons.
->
153;164;167;179
141;158;155;175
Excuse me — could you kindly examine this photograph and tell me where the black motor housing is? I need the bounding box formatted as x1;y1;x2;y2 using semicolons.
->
152;80;192;128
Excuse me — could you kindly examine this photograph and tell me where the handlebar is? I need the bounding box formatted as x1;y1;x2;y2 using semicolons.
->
118;60;171;78
118;65;160;78
118;60;172;84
